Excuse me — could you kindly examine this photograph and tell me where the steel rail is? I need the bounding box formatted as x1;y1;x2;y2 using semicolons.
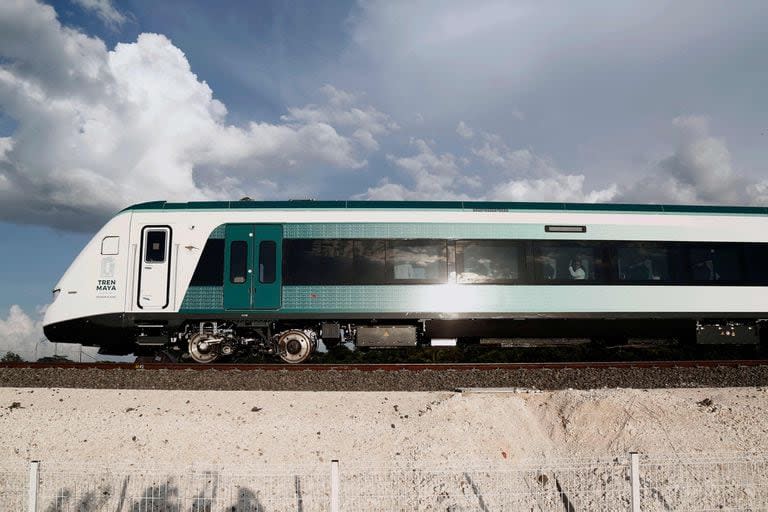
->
1;360;767;371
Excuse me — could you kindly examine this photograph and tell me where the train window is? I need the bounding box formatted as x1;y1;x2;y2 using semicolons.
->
616;245;672;282
283;239;354;285
283;240;313;284
387;240;447;283
457;241;522;283
101;236;119;255
259;241;276;283
145;230;167;263
688;246;743;282
354;240;386;284
744;244;768;284
189;239;224;286
229;241;248;284
534;243;602;282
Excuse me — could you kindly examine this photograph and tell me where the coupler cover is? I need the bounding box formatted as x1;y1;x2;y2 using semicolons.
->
357;326;417;347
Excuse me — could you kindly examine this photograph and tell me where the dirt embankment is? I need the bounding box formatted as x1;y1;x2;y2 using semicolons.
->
0;387;766;467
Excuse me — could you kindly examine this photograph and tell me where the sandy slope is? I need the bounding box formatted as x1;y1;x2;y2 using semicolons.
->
0;387;766;467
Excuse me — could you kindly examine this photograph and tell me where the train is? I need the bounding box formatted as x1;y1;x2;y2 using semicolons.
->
42;200;768;363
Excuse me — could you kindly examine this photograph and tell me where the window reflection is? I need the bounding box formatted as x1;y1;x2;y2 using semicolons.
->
458;241;520;283
617;246;670;281
354;240;386;283
689;246;742;282
535;245;597;281
388;240;447;281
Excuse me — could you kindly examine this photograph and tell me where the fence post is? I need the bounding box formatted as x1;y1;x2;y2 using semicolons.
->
331;460;340;512
27;460;40;512
630;452;640;512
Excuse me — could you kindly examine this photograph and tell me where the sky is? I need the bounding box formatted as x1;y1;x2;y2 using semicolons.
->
0;0;766;359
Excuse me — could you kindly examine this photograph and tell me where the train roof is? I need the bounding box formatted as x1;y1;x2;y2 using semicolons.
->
122;200;768;216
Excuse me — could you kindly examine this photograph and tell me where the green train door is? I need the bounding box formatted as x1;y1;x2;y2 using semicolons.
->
223;224;282;310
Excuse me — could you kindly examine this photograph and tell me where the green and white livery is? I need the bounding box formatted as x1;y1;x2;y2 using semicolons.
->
43;200;768;362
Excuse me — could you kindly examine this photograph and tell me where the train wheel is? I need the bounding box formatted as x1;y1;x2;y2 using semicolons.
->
188;333;220;364
277;330;314;364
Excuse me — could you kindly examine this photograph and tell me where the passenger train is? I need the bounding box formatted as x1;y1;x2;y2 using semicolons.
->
42;200;768;363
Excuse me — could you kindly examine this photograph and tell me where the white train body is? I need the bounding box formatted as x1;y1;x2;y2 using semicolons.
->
42;200;768;361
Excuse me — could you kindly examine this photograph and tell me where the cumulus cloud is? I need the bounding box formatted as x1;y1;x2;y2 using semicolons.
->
71;0;127;28
491;175;618;203
0;305;126;361
622;116;759;205
470;127;618;202
356;138;480;200
0;305;43;360
0;1;387;230
747;181;768;205
282;85;398;152
357;132;617;203
456;121;474;139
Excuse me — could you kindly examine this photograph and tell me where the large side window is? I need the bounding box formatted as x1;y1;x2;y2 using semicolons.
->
745;244;768;284
283;239;354;285
457;240;522;283
534;243;603;282
145;230;167;263
190;239;225;286
229;241;248;284
688;245;743;282
387;240;447;283
616;244;678;282
283;239;314;285
354;240;386;284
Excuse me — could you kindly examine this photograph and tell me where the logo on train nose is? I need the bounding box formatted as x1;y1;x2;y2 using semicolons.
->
96;257;118;297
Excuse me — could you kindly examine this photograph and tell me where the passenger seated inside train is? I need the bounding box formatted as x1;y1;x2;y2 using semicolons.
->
568;259;586;280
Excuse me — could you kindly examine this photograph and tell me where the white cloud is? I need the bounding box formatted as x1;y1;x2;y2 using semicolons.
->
491;176;618;203
0;305;116;361
282;84;398;152
356;139;475;200
456;121;474;139
0;1;386;230
661;116;740;202
358;132;618;203
622;116;755;205
747;181;768;205
0;305;43;361
71;0;127;28
470;129;618;202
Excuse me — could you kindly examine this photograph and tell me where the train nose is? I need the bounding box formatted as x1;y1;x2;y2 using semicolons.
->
43;322;65;343
43;317;85;344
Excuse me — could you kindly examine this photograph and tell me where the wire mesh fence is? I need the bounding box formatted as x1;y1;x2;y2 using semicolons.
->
1;453;767;511
28;463;331;512
0;465;26;511
338;459;630;511
639;453;768;511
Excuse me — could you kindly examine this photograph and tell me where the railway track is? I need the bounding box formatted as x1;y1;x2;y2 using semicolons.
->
3;359;767;390
1;359;767;371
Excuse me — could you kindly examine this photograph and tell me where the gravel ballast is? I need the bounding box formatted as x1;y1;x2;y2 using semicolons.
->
1;365;768;390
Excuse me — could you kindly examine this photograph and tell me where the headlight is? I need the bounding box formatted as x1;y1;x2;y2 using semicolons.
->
52;289;60;301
